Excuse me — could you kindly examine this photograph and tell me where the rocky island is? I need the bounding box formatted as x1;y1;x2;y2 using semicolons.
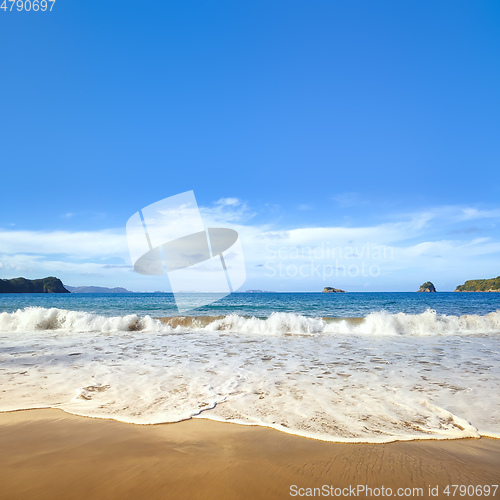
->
0;277;69;293
455;276;500;292
322;287;346;293
417;282;436;292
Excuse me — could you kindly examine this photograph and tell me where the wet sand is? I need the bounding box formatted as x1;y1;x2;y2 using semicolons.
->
0;409;498;499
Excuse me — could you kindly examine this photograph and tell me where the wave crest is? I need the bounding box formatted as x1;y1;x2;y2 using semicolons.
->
1;307;499;336
0;307;165;333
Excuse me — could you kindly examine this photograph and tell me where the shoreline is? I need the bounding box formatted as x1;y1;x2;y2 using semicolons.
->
1;409;499;500
1;406;498;444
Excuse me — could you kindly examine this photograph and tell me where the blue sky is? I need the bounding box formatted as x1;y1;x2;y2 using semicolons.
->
1;1;499;291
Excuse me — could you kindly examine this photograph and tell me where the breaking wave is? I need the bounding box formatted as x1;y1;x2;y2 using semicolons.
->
0;307;163;333
1;307;499;336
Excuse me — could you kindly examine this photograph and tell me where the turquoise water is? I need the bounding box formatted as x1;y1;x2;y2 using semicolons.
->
1;291;499;318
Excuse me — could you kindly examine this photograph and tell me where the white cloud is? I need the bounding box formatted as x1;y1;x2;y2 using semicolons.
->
0;229;127;259
459;208;500;221
201;198;255;224
0;254;116;274
215;197;241;207
0;203;499;291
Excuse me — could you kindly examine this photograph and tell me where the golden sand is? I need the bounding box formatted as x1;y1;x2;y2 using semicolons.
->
0;409;498;499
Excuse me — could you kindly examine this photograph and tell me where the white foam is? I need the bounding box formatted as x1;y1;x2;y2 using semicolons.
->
0;308;499;442
204;309;500;336
353;309;500;336
0;307;169;333
1;307;499;336
204;312;328;335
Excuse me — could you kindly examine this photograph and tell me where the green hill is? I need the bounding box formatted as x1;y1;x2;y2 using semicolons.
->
418;281;436;292
455;276;500;292
0;277;69;293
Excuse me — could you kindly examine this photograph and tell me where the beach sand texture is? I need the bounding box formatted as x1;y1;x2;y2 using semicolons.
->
0;409;498;500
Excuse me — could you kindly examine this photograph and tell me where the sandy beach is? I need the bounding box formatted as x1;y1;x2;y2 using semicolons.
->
0;409;498;500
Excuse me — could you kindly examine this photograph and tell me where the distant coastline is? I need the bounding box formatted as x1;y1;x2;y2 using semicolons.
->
66;286;133;294
0;277;69;294
0;277;133;294
2;276;500;294
455;276;500;292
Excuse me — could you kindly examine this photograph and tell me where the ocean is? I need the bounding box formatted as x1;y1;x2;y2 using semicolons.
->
0;292;499;443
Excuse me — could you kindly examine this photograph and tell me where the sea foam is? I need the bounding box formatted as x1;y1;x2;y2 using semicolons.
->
1;307;499;443
1;307;499;337
0;307;165;333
